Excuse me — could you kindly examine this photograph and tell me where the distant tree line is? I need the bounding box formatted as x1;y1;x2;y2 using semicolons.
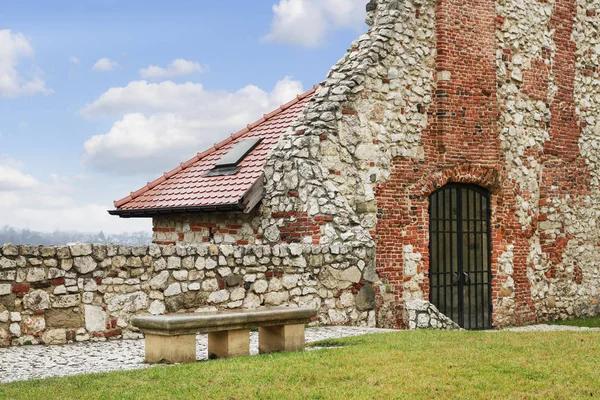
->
0;226;152;246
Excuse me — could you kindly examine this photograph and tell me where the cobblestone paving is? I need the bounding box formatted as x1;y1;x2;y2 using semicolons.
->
0;327;394;383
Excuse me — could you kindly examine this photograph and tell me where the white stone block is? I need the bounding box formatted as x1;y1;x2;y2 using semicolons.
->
84;305;106;332
164;283;182;297
0;284;11;296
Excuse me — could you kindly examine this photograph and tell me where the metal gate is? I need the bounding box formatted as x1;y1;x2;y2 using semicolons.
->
428;184;492;329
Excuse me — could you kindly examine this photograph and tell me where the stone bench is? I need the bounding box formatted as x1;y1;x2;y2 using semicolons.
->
131;306;317;363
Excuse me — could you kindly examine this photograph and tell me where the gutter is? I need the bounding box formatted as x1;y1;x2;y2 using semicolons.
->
108;203;244;218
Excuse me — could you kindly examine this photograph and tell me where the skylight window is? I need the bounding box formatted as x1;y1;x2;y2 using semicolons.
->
205;138;263;176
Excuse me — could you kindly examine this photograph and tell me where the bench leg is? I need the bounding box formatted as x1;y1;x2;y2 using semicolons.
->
144;334;196;364
258;324;305;354
208;329;250;359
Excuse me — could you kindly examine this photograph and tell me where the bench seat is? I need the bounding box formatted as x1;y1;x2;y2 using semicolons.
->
132;306;316;363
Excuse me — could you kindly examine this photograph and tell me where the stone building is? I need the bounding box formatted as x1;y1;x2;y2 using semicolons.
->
111;0;600;330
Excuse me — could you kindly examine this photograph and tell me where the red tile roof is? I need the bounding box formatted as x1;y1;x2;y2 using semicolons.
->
110;86;317;217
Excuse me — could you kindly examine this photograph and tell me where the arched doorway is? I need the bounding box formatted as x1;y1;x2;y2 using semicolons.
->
429;184;492;329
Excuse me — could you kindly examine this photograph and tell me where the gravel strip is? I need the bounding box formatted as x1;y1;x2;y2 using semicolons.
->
501;324;600;332
0;327;393;384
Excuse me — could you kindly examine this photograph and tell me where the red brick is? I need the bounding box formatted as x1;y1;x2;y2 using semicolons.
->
51;278;65;286
152;227;175;232
66;330;76;341
104;329;122;338
12;284;30;293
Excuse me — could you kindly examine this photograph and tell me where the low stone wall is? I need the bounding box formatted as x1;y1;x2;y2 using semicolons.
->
404;300;460;330
0;243;378;347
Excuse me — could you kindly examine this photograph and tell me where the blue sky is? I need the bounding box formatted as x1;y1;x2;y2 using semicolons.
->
0;0;367;233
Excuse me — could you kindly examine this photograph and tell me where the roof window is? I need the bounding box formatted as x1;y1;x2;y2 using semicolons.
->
204;138;263;176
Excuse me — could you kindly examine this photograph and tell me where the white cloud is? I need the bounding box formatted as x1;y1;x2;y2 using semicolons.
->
270;76;305;106
81;80;271;118
93;57;118;72
81;77;305;175
0;163;39;190
0;157;149;233
0;29;52;97
140;58;208;79
263;0;366;47
70;56;80;65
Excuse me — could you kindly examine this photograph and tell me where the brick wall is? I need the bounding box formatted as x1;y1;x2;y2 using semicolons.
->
152;211;263;246
373;0;600;328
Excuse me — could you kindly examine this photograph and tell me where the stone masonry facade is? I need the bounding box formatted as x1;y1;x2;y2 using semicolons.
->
0;243;377;347
253;0;600;329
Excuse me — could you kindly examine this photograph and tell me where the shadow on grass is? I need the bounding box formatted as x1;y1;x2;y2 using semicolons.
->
307;335;369;348
548;316;600;328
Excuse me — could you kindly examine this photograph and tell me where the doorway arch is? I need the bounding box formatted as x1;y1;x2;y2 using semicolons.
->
429;184;492;329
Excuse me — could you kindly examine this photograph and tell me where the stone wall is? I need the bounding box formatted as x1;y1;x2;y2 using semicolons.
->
254;0;600;328
0;242;378;347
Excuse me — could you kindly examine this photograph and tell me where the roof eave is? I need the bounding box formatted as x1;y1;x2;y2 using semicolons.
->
108;203;245;218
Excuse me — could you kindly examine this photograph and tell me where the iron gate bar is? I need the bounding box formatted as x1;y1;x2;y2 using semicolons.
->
474;191;478;328
482;194;486;327
467;188;471;328
438;189;442;317
442;188;447;319
457;187;464;327
473;191;477;328
487;191;492;328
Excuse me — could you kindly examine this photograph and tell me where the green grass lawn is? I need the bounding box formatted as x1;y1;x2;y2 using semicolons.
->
1;330;599;399
549;316;600;328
